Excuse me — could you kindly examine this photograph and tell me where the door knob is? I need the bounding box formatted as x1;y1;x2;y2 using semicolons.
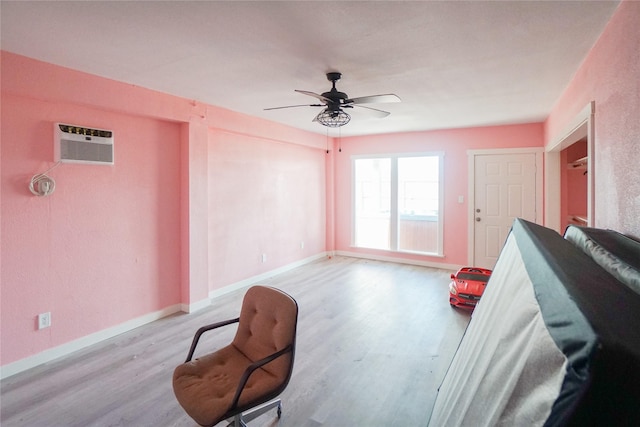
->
476;217;481;222
476;208;481;213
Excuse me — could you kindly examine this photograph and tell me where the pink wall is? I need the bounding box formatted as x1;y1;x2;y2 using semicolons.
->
208;129;326;289
1;52;327;369
333;123;544;265
1;93;182;365
545;0;640;237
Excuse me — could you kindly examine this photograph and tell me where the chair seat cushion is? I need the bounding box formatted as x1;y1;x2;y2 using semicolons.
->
172;344;281;426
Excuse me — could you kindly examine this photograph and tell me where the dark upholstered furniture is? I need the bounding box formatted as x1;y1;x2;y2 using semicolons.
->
429;219;640;426
173;286;298;427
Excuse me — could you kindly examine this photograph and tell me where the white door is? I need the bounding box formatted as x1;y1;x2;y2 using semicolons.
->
473;153;538;269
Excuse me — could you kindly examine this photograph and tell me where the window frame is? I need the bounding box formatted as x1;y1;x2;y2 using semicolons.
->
351;151;444;256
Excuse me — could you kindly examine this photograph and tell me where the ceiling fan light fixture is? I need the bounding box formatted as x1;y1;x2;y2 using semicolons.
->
315;108;351;127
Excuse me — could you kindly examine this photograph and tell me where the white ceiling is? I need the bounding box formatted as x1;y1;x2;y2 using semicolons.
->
1;1;620;137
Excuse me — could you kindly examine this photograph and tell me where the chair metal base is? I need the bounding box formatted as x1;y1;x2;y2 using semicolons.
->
226;399;283;427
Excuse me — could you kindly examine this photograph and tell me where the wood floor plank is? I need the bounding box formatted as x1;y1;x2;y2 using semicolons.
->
1;256;470;426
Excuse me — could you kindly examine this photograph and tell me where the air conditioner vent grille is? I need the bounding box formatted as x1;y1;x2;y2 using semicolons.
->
59;139;114;163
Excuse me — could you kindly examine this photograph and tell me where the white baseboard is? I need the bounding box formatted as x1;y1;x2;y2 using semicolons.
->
0;304;182;380
336;250;461;271
1;254;328;380
2;251;442;380
180;298;212;314
208;252;328;300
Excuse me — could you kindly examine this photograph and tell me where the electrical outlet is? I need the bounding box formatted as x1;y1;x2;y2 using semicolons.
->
261;253;267;263
300;240;305;249
38;312;51;329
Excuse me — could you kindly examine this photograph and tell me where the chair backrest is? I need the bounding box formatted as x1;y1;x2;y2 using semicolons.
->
232;286;298;380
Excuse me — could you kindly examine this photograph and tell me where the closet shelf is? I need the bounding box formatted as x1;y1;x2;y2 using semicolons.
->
569;156;588;169
569;215;588;225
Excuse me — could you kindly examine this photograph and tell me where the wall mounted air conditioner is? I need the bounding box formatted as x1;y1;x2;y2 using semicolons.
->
54;123;114;165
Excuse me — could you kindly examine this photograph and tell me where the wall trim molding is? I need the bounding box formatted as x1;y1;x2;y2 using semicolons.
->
1;253;328;379
1;304;182;380
335;250;460;271
180;298;212;314
208;252;329;301
545;101;595;232
3;251;435;379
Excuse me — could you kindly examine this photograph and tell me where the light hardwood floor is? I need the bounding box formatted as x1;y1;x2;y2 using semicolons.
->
1;256;471;427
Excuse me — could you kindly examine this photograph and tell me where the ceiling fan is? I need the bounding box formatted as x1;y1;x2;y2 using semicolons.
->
265;72;401;127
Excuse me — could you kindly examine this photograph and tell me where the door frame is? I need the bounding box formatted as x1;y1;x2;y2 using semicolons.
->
545;102;595;233
467;148;544;266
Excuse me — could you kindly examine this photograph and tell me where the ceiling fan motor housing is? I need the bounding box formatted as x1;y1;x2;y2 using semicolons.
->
323;72;348;112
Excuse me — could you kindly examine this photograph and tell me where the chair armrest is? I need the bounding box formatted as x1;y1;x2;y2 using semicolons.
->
184;317;240;363
229;344;293;410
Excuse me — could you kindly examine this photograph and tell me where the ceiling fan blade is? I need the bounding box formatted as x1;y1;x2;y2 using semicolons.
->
347;94;401;105
264;104;323;111
353;104;391;118
295;89;332;103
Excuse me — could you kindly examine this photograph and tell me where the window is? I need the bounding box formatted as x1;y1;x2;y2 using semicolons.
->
353;153;443;256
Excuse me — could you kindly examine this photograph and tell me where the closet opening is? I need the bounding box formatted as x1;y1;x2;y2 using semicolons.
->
545;102;594;233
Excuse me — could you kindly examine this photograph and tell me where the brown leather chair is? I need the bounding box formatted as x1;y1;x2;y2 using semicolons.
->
173;286;298;426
